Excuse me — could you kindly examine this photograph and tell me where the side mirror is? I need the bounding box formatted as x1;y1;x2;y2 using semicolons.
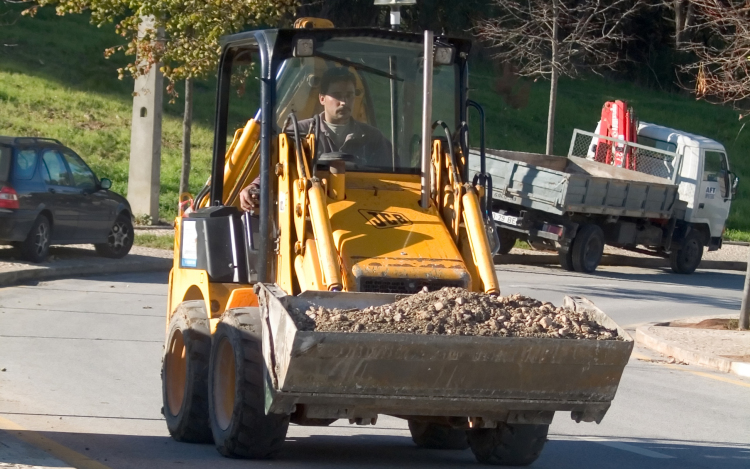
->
100;178;112;190
731;172;739;199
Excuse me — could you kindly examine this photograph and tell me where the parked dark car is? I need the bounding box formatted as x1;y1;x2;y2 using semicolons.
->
0;136;133;262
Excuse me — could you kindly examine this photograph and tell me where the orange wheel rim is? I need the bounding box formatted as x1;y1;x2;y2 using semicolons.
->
166;329;187;416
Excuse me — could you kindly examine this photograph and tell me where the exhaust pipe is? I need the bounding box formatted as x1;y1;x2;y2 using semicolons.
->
420;30;433;209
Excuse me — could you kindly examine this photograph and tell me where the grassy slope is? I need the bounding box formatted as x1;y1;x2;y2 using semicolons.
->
1;6;748;232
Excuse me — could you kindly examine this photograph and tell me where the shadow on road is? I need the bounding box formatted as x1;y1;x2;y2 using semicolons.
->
3;428;749;469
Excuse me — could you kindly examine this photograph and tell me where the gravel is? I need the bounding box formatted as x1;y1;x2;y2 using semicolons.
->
290;287;621;340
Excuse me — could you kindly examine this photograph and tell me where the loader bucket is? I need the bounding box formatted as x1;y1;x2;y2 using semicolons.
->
255;283;633;425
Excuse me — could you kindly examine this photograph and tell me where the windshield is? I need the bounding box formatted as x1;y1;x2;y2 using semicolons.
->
275;36;459;173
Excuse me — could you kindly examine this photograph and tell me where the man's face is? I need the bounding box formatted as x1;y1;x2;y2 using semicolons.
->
320;80;355;125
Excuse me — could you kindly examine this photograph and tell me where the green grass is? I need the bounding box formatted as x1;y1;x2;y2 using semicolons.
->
724;229;750;243
2;4;749;236
134;233;175;250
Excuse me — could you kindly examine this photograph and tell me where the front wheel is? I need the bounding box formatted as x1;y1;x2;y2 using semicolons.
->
208;308;289;459
95;213;133;258
670;230;704;274
467;423;549;466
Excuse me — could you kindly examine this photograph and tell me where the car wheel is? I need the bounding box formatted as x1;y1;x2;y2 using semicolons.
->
20;215;51;263
670;230;704;274
95;213;133;258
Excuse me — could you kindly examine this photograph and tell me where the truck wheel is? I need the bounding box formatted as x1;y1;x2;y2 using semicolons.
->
558;249;574;271
209;308;289;459
20;215;51;263
408;420;469;450
670;230;704;274
571;224;604;273
467;423;549;466
162;301;213;443
497;229;517;256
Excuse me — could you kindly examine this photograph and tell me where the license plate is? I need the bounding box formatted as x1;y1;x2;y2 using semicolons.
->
492;212;518;226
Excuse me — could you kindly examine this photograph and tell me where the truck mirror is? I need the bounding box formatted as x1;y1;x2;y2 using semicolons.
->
731;172;739;199
434;46;455;65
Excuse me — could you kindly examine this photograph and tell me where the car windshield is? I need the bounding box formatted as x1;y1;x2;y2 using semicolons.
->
275;35;459;173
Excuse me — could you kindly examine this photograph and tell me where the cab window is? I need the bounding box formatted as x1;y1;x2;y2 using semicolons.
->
703;151;727;182
41;150;72;186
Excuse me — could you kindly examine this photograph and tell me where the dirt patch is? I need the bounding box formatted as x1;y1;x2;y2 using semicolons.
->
290;287;621;340
669;318;744;331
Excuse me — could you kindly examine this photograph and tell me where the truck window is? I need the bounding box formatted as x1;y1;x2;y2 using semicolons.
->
637;136;677;153
703;151;727;181
13;148;38;180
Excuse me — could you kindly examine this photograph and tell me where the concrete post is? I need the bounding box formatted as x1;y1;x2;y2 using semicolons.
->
127;17;163;223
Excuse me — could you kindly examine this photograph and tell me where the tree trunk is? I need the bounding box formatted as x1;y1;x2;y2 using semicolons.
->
740;248;750;330
179;77;193;198
545;0;559;156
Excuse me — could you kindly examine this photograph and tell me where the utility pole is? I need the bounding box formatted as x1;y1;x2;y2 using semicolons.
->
740;250;750;330
127;16;163;224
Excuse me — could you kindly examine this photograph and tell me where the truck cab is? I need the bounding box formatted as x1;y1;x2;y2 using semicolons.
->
638;122;738;249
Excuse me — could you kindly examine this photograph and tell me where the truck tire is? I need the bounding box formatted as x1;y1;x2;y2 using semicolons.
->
408;420;469;450
670;230;704;274
497;229;517;256
20;215;51;263
558;249;574;271
209;307;289;459
467;423;549;466
571;224;604;273
162;301;213;443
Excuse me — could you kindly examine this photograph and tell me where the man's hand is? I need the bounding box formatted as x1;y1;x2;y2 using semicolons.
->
239;183;261;213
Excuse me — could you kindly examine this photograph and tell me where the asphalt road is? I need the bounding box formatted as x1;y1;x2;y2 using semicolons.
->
0;265;749;469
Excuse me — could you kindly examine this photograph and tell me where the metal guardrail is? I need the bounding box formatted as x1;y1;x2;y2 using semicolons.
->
568;129;681;183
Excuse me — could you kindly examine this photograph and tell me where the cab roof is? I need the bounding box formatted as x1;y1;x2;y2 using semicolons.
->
638;122;726;152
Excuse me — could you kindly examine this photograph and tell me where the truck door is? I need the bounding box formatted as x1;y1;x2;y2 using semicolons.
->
694;150;731;237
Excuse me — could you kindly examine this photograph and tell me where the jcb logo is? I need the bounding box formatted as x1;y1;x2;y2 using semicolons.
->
359;210;412;229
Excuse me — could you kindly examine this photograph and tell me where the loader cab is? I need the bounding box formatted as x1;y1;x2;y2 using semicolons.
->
208;29;472;283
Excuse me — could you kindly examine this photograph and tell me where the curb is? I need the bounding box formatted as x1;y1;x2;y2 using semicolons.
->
0;256;173;288
495;254;747;272
635;325;750;378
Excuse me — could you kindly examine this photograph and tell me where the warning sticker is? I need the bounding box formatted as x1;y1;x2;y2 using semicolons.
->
181;220;198;268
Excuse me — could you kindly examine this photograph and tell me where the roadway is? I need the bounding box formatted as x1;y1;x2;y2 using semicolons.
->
0;265;748;468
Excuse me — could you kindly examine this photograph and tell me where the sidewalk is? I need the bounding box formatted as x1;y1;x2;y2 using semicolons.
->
636;317;750;378
0;244;172;287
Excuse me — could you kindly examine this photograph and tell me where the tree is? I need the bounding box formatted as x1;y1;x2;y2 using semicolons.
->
475;0;644;155
27;0;296;199
679;0;750;330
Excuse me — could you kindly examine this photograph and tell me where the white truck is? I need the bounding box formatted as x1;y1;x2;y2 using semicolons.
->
471;123;739;274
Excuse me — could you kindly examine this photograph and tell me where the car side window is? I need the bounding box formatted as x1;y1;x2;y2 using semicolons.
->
703;151;727;182
61;150;97;191
13;148;38;180
41;150;72;186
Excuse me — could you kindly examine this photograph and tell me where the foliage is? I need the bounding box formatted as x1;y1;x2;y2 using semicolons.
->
25;0;297;89
134;232;175;250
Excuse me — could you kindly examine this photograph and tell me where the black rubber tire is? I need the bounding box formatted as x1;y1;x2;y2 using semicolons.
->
209;308;289;459
497;229;517;256
161;301;213;443
558;248;574;271
670;230;704;274
571;224;605;273
20;215;51;263
95;213;133;258
467;423;549;466
408;420;469;450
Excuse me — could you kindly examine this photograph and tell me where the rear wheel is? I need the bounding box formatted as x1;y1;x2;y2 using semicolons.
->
558;248;574;271
571;224;605;273
670;230;704;274
95;213;133;258
20;215;51;263
408;420;469;450
209;308;289;459
467;423;549;466
162;301;213;443
497;229;517;256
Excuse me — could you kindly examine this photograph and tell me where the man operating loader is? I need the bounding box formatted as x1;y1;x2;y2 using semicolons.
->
240;67;391;212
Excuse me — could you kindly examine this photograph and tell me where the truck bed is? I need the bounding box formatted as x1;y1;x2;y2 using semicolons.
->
255;284;633;425
469;148;679;218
